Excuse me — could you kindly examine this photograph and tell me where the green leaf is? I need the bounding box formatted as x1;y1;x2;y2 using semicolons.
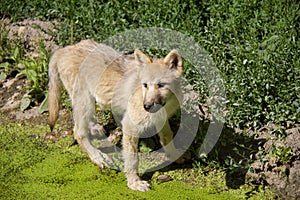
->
12;46;20;61
38;94;49;114
20;95;31;111
139;139;155;153
0;62;9;70
0;72;7;81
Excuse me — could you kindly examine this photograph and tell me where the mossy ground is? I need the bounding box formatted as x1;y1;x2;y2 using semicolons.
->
0;121;275;200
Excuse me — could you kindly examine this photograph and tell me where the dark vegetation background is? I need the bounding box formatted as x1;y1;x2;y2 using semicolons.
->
1;0;298;130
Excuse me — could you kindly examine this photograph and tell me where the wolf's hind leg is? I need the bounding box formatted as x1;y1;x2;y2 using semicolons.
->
89;121;106;138
72;87;113;168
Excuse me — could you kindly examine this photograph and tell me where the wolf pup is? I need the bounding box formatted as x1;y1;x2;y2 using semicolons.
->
48;40;184;192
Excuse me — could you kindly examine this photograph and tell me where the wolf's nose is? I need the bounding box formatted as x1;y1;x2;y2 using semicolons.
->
144;103;162;113
144;104;152;111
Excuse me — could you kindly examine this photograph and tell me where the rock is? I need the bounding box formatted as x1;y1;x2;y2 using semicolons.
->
3;19;59;56
247;128;300;199
157;174;173;183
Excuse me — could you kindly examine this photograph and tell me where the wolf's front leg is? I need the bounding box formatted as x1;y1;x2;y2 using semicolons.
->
122;133;151;192
158;122;185;164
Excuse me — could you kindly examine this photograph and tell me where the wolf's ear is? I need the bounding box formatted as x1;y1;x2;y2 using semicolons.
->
134;49;152;64
164;50;183;75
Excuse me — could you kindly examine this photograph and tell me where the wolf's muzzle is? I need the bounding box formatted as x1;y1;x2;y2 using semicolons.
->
144;102;165;113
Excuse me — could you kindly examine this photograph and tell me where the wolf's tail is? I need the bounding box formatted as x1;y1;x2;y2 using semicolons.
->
48;51;62;131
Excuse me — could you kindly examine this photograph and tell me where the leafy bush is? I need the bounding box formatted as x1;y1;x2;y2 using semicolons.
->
0;21;49;110
0;0;299;131
203;0;300;129
18;42;49;103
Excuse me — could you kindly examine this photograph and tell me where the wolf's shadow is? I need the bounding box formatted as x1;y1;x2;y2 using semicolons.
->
91;114;263;189
140;119;264;189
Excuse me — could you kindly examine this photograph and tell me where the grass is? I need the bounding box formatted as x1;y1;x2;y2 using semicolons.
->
0;122;275;200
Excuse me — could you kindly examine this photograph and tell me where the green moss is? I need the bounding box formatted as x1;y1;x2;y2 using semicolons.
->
0;122;274;199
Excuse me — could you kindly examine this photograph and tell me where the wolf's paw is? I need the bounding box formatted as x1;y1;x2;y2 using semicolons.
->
90;149;114;169
128;180;151;192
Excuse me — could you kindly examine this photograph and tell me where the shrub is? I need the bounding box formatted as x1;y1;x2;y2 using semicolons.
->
0;0;299;132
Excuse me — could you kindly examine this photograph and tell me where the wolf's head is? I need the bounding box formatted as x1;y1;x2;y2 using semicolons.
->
134;49;183;113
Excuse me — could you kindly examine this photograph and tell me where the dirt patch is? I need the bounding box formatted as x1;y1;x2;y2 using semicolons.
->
3;18;59;55
247;126;300;200
0;18;62;126
0;76;26;109
0;72;45;124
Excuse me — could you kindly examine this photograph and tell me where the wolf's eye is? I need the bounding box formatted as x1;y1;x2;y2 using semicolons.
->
143;83;148;88
157;83;165;88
